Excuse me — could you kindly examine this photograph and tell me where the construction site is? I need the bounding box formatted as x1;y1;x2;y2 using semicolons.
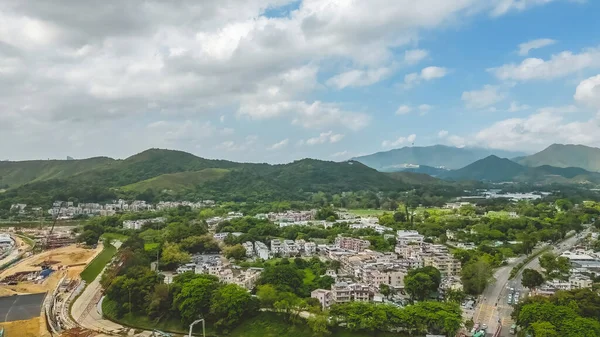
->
0;241;103;337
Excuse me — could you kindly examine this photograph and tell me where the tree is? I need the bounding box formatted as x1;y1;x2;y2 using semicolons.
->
180;235;220;254
522;269;545;290
445;289;467;303
465;318;474;331
380;284;392;299
308;313;330;336
461;260;493;295
224;244;247;260
329;260;341;272
174;275;220;323
539;253;571;280
160;243;191;268
256;284;278;308
210;284;258;331
258;264;304;294
146;283;170;320
405;272;436;301
530;321;558;337
77;229;100;245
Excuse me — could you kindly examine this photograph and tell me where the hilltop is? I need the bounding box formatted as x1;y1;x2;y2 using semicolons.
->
443;155;600;184
0;149;428;206
353;145;525;171
516;144;600;172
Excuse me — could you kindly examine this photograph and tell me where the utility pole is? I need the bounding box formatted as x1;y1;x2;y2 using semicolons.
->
188;318;205;337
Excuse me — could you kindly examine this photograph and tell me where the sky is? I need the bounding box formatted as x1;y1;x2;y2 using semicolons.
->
1;0;600;163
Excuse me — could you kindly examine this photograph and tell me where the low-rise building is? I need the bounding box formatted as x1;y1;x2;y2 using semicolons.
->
243;242;254;257
311;289;333;309
304;242;317;256
255;241;269;260
335;237;370;252
271;240;283;255
396;230;424;246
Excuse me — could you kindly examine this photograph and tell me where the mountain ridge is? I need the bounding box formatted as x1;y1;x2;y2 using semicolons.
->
517;144;600;172
353;145;526;171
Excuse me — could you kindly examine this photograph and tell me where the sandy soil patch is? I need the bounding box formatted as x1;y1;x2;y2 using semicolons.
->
1;244;102;278
2;317;42;337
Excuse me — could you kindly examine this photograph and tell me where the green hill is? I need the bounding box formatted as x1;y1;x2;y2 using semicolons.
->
0;157;115;188
0;151;414;205
443;155;600;184
517;144;600;172
353;145;525;171
122;168;230;193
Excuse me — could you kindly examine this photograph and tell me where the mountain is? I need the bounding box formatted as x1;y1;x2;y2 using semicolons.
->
442;155;528;181
516;144;600;172
443;155;600;184
353;145;526;171
0;157;115;188
0;149;419;205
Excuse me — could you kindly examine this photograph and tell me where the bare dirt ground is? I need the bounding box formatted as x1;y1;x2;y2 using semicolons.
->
0;245;103;336
2;317;43;337
1;244;102;278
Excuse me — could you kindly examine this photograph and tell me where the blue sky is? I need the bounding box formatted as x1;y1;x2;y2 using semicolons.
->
1;0;600;163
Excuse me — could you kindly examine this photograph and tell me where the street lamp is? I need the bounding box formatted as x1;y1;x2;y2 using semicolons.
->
188;318;205;337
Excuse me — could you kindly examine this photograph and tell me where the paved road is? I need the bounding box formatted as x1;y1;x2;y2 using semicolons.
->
471;230;588;337
497;230;588;336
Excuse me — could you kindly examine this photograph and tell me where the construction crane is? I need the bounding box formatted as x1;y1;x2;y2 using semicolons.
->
43;201;64;251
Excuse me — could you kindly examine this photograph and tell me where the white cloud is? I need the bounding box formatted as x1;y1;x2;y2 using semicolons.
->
404;66;448;87
490;48;600;81
438;130;449;138
508;101;531;112
220;115;226;123
575;74;600;109
268;138;289;151
327;67;392;89
396;105;412;115
331;151;350;159
404;49;429;65
474;106;600;151
518;38;556;56
491;0;562;17
461;85;506;109
238;100;370;130
305;131;345;145
382;134;416;148
418;104;432;113
216;135;257;152
0;0;566;160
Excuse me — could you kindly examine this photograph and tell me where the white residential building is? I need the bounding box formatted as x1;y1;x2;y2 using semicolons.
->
243;242;254;257
311;289;333;309
396;230;424;245
271;240;283;255
255;241;269;260
304;242;317;256
283;240;299;256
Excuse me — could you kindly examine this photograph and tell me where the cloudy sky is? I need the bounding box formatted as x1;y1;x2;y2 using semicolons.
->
1;0;600;163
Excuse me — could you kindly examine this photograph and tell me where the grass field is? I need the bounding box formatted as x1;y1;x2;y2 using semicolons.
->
144;242;159;251
348;209;387;216
100;232;129;242
302;268;316;285
103;298;217;335
80;243;117;283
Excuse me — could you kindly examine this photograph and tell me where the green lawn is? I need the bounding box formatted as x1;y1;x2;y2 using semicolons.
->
80;243;117;283
100;232;129;242
103;298;216;335
303;268;316;285
144;242;160;251
348;209;387;217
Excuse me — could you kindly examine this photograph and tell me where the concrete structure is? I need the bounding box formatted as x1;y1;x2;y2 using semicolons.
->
271;239;283;255
311;289;333;309
255;241;269;260
396;230;424;245
334;237;370;252
243;241;254;257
